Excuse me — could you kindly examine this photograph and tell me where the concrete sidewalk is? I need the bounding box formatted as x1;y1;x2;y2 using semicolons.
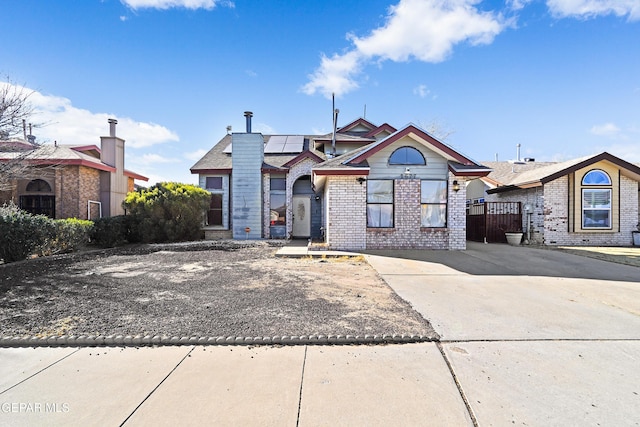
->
0;344;470;426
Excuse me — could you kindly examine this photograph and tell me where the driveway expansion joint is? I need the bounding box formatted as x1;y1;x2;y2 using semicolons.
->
0;334;437;348
436;342;478;427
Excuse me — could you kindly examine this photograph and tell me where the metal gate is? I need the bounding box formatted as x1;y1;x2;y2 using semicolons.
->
466;202;522;243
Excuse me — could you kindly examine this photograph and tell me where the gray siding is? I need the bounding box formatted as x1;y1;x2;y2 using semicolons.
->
231;133;264;239
367;137;448;180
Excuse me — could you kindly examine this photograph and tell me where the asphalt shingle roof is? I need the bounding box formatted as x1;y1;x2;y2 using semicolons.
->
480;160;558;186
190;134;327;173
482;153;640;189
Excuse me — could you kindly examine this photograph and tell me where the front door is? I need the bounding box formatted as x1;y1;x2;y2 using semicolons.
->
292;196;311;237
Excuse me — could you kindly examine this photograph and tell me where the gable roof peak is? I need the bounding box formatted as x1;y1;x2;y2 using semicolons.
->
338;117;378;134
344;122;482;167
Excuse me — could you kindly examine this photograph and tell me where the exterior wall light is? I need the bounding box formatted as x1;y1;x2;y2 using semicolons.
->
401;167;416;179
452;180;460;192
356;177;366;185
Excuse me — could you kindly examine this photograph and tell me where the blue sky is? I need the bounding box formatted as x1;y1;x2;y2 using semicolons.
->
2;0;639;185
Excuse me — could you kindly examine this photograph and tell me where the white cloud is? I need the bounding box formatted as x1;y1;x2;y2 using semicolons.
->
184;148;208;161
303;0;506;98
589;123;640;161
604;143;640;162
353;0;506;62
413;84;431;98
137;153;179;163
121;0;233;10
302;51;364;98
546;0;640;21
507;0;534;11
590;122;621;138
311;127;330;135
254;122;277;134
6;83;180;148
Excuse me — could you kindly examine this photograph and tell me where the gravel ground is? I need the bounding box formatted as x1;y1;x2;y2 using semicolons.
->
0;241;437;340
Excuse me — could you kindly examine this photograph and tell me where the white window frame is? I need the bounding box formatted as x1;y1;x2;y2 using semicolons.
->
421;180;448;228
582;188;612;229
269;175;287;227
203;175;228;229
580;169;612;230
367;180;394;228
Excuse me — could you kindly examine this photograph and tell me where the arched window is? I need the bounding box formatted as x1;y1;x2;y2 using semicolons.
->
582;169;611;185
26;179;52;192
389;147;426;165
581;169;612;229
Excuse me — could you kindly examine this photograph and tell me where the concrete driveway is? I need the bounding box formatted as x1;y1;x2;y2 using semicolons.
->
365;242;640;426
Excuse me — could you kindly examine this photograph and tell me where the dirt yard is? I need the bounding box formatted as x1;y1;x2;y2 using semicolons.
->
0;241;437;340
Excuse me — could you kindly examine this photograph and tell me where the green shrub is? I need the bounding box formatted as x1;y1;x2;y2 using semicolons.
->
43;218;94;255
123;182;210;243
90;215;129;248
0;202;55;263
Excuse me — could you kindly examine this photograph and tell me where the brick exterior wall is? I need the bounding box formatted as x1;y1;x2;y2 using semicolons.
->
326;173;467;250
0;187;17;205
487;175;639;246
285;158;317;239
366;179;421;249
485;187;545;244
55;166;101;220
544;175;638;246
447;175;468;250
365;174;466;250
326;176;367;250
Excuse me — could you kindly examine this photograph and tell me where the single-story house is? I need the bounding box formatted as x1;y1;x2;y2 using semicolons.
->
467;153;640;246
0;119;148;219
190;112;490;250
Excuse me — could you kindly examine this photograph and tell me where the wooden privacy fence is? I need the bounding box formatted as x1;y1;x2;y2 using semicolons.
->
466;201;522;243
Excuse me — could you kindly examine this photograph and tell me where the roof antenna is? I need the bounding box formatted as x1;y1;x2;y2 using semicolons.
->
331;93;338;157
363;104;367;119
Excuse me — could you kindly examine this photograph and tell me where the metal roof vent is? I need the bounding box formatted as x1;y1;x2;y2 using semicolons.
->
244;111;253;133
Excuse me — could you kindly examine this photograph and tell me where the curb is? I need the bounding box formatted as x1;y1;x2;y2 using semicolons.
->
0;334;437;348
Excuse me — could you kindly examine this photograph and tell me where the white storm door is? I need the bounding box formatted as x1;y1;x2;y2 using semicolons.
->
292;196;311;237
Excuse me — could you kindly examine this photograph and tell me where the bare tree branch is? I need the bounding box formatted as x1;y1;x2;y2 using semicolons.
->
0;76;38;139
418;118;455;141
0;76;52;192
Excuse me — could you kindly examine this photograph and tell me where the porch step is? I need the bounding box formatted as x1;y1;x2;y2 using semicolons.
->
275;242;361;258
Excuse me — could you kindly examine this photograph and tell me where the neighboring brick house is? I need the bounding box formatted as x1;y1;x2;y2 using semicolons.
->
467;153;640;246
190;112;490;250
0;119;148;220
